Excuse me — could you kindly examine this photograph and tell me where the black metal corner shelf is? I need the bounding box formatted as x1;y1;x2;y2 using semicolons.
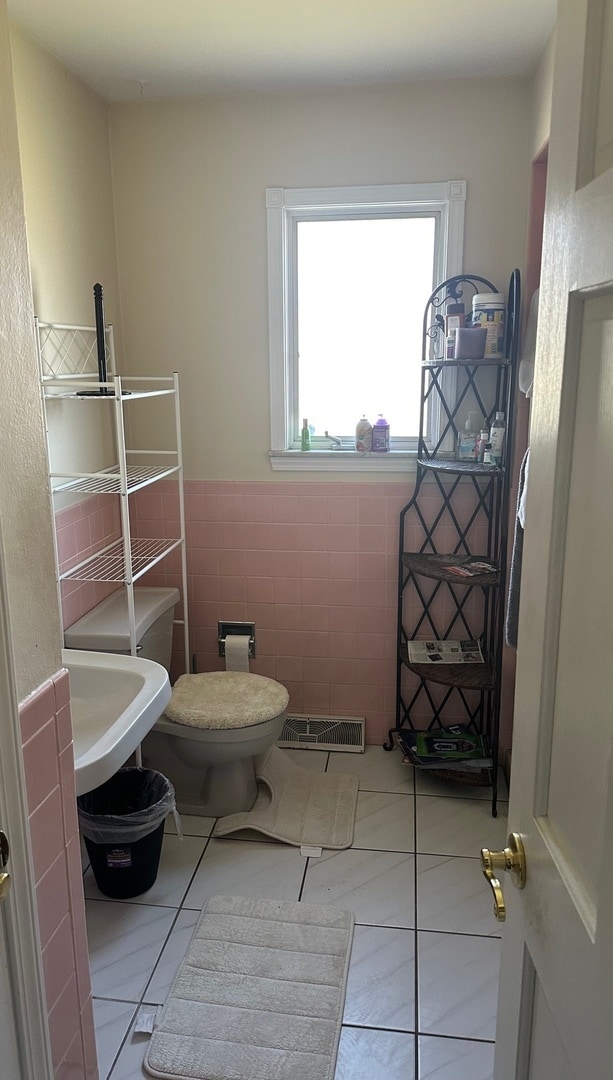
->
384;270;521;817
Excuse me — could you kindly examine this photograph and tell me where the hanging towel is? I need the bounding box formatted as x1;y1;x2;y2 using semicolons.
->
505;448;530;648
518;289;539;397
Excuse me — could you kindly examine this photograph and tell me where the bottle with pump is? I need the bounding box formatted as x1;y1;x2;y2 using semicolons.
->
489;412;506;464
355;414;373;452
301;418;311;452
371;414;390;452
457;411;480;460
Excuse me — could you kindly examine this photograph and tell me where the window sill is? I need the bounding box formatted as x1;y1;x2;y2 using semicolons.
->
269;450;418;473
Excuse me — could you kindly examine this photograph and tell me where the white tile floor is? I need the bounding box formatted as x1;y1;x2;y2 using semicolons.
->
85;746;508;1080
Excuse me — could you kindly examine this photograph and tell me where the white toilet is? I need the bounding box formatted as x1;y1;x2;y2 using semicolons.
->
64;588;289;817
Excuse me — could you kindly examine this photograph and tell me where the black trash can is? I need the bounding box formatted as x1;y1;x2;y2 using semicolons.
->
77;768;176;899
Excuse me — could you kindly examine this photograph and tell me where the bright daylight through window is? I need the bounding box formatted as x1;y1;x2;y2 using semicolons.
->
267;182;466;470
297;216;434;445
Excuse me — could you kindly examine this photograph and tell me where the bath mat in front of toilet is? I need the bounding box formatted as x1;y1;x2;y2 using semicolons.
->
143;893;354;1080
212;745;359;850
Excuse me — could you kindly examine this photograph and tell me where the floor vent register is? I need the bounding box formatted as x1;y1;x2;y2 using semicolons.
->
278;715;365;753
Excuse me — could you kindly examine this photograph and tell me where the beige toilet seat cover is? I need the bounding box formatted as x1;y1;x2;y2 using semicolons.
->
165;671;289;730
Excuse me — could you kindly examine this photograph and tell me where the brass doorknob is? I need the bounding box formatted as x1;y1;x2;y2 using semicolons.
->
0;872;12;902
480;832;526;922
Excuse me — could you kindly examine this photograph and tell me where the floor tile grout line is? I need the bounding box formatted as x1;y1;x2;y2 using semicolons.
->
412;765;420;1080
103;1001;139;1080
95;994;495;1046
417;1030;496;1045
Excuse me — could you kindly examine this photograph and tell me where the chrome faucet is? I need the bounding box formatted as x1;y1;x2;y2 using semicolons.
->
324;430;342;449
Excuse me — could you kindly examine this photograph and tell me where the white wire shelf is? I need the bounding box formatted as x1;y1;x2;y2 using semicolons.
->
51;463;181;496
42;382;177;401
38;316;190;672
59;536;183;583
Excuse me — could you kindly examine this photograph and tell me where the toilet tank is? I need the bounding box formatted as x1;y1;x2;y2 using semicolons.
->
64;587;180;670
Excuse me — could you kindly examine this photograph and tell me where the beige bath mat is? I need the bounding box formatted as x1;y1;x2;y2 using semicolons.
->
212;746;359;850
144;893;354;1080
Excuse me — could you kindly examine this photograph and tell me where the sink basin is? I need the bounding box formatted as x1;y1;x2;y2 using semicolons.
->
62;649;171;796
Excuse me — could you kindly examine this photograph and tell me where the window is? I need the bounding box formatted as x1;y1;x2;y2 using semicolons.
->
267;181;466;471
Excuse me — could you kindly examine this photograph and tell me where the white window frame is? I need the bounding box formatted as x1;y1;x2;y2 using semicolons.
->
266;181;466;472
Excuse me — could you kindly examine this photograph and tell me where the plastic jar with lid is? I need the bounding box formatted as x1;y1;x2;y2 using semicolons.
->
471;293;505;358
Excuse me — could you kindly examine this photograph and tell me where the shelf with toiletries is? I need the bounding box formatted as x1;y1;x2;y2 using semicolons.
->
385;271;521;817
37;310;190;670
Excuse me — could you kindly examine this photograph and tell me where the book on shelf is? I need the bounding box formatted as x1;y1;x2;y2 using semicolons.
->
406;639;484;664
397;724;492;770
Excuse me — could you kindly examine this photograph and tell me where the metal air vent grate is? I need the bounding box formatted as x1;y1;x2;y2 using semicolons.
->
278;715;365;753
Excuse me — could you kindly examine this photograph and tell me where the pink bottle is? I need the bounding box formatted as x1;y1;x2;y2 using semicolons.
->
372;414;390;452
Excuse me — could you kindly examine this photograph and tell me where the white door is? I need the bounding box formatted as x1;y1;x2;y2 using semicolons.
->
0;906;23;1079
492;0;613;1076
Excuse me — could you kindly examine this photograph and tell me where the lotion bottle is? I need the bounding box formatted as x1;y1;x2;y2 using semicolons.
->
372;414;390;452
355;415;373;452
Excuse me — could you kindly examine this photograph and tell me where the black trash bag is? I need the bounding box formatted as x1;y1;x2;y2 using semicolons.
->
77;768;176;898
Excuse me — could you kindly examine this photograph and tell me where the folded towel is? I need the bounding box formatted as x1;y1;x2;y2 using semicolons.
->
517;447;529;530
505;448;530;649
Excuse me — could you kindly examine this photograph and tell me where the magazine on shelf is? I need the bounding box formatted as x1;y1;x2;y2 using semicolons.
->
397;724;492;770
444;558;497;578
406;639;484;664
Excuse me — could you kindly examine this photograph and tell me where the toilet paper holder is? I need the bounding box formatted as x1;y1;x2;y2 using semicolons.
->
218;621;256;659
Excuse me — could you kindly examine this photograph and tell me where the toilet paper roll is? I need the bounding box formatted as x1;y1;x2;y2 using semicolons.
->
224;635;251;672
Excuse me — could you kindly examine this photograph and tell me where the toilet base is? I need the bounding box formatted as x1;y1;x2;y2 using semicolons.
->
141;728;259;817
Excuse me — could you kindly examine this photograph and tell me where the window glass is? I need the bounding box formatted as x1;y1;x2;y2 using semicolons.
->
296;216;436;442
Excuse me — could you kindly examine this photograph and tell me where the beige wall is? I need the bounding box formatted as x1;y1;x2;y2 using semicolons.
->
10;26;122;509
110;77;532;482
0;8;59;701
530;31;555;160
10;24;121;330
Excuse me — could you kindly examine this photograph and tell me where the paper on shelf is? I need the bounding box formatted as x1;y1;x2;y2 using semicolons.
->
407;639;484;664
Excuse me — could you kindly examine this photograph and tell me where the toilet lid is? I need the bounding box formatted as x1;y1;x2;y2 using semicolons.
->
165;671;289;730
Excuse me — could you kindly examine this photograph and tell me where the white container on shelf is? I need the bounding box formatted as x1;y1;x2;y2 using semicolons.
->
471;293;505;359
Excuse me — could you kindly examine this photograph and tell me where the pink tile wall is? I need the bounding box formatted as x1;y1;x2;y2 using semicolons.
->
20;673;98;1080
130;478;492;745
56;476;511;747
56;495;122;630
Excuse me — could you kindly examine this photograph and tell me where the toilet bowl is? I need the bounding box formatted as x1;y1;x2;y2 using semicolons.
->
64;588;289;817
149;671;288;816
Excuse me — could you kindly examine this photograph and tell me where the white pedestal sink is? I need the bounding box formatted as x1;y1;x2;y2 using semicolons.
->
62;649;171;796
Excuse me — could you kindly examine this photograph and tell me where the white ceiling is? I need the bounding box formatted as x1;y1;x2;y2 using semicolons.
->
8;0;557;102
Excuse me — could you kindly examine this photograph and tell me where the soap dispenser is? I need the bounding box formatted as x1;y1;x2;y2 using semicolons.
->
372;414;390;452
457;411;480;460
